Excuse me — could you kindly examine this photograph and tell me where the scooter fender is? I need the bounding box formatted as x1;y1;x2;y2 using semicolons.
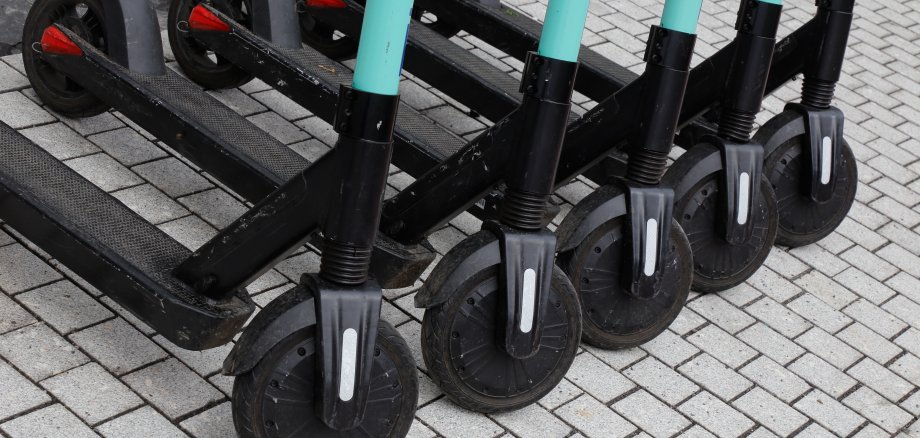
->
556;185;628;254
753;109;806;158
414;233;501;309
223;284;318;376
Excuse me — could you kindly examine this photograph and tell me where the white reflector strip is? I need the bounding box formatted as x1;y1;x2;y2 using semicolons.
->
520;268;536;333
339;328;358;401
738;172;750;225
644;219;658;276
821;136;832;185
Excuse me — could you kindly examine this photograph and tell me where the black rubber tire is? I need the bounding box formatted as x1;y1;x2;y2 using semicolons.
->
22;0;109;117
675;172;778;293
562;217;692;350
232;321;417;438
167;0;254;90
421;232;581;413
764;137;858;248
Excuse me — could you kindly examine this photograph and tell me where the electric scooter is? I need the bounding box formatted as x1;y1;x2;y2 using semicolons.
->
16;0;421;434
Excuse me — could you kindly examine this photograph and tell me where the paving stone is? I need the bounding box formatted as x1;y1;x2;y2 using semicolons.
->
274;250;322;281
152;336;231;377
252;89;311;120
247;112;309;144
687;324;757;368
844;298;909;338
96;406;189;438
795;423;837;438
0;323;88;380
794;326;862;368
416;398;504;438
0;91;56;128
565;352;635;402
178;402;235;438
678;392;754;438
0;244;62;294
0;404;99;438
97;297;155;336
847;358;915;402
836;267;898;304
622;357;699;405
0;293;36;335
59;112;124;136
687;294;756;334
737;323;805;365
638;329;697;367
490;403;571;438
839;246;899;282
745;267;802;303
555;394;636;438
733;388;808;437
157;215;217;251
40;363;142;425
612;390;690;438
88;128;167;166
132;158;213;198
423;105;486;135
837;322;903;363
21;123;99;160
895;328;920;357
123;359;223;419
789;244;850;276
65;153;143;192
668;307;707;335
0;359;51;421
207;88;266;116
890;354;920;385
763;249;809;278
677;354;752;401
745;296;812;337
794;390;866;436
844;386;913;434
114;176;199;224
178;188;247;228
538;378;582;410
16;281;113;334
720;283;763;306
69;318;167;375
786;293;853;333
789;353;857;397
794;271;859;310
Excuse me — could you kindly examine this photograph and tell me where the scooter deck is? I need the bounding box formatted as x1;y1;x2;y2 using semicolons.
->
416;0;639;102
45;28;308;202
192;12;466;177
0;121;253;350
45;28;436;289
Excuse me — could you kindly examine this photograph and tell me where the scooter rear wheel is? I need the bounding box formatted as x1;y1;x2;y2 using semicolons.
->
421;232;580;413
21;0;109;117
168;0;255;90
666;146;778;292
232;321;417;438
764;137;857;247
561;216;692;350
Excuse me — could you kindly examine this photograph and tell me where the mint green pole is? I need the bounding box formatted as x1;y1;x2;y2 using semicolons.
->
758;0;782;6
537;0;590;62
352;0;414;95
660;0;704;34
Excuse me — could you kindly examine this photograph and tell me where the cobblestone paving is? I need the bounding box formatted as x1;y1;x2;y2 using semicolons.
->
0;0;919;436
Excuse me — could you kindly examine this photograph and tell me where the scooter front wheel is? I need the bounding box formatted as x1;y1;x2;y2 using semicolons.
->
167;0;255;89
21;0;109;117
764;136;857;247
666;145;779;292
561;216;692;350
232;321;417;438
421;233;581;413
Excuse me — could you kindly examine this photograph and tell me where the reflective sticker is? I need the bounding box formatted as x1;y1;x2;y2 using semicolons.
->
821;136;832;185
644;219;658;276
738;172;750;225
520;269;536;333
339;328;358;401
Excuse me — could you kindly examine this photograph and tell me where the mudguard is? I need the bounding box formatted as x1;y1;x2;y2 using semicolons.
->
223;284;318;376
556;184;628;254
414;231;501;309
753;109;807;158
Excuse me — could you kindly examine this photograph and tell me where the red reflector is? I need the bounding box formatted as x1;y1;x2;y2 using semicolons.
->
188;5;231;32
40;26;83;56
305;0;347;8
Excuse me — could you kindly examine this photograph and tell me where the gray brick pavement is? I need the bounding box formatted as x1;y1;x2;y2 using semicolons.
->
1;0;919;435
